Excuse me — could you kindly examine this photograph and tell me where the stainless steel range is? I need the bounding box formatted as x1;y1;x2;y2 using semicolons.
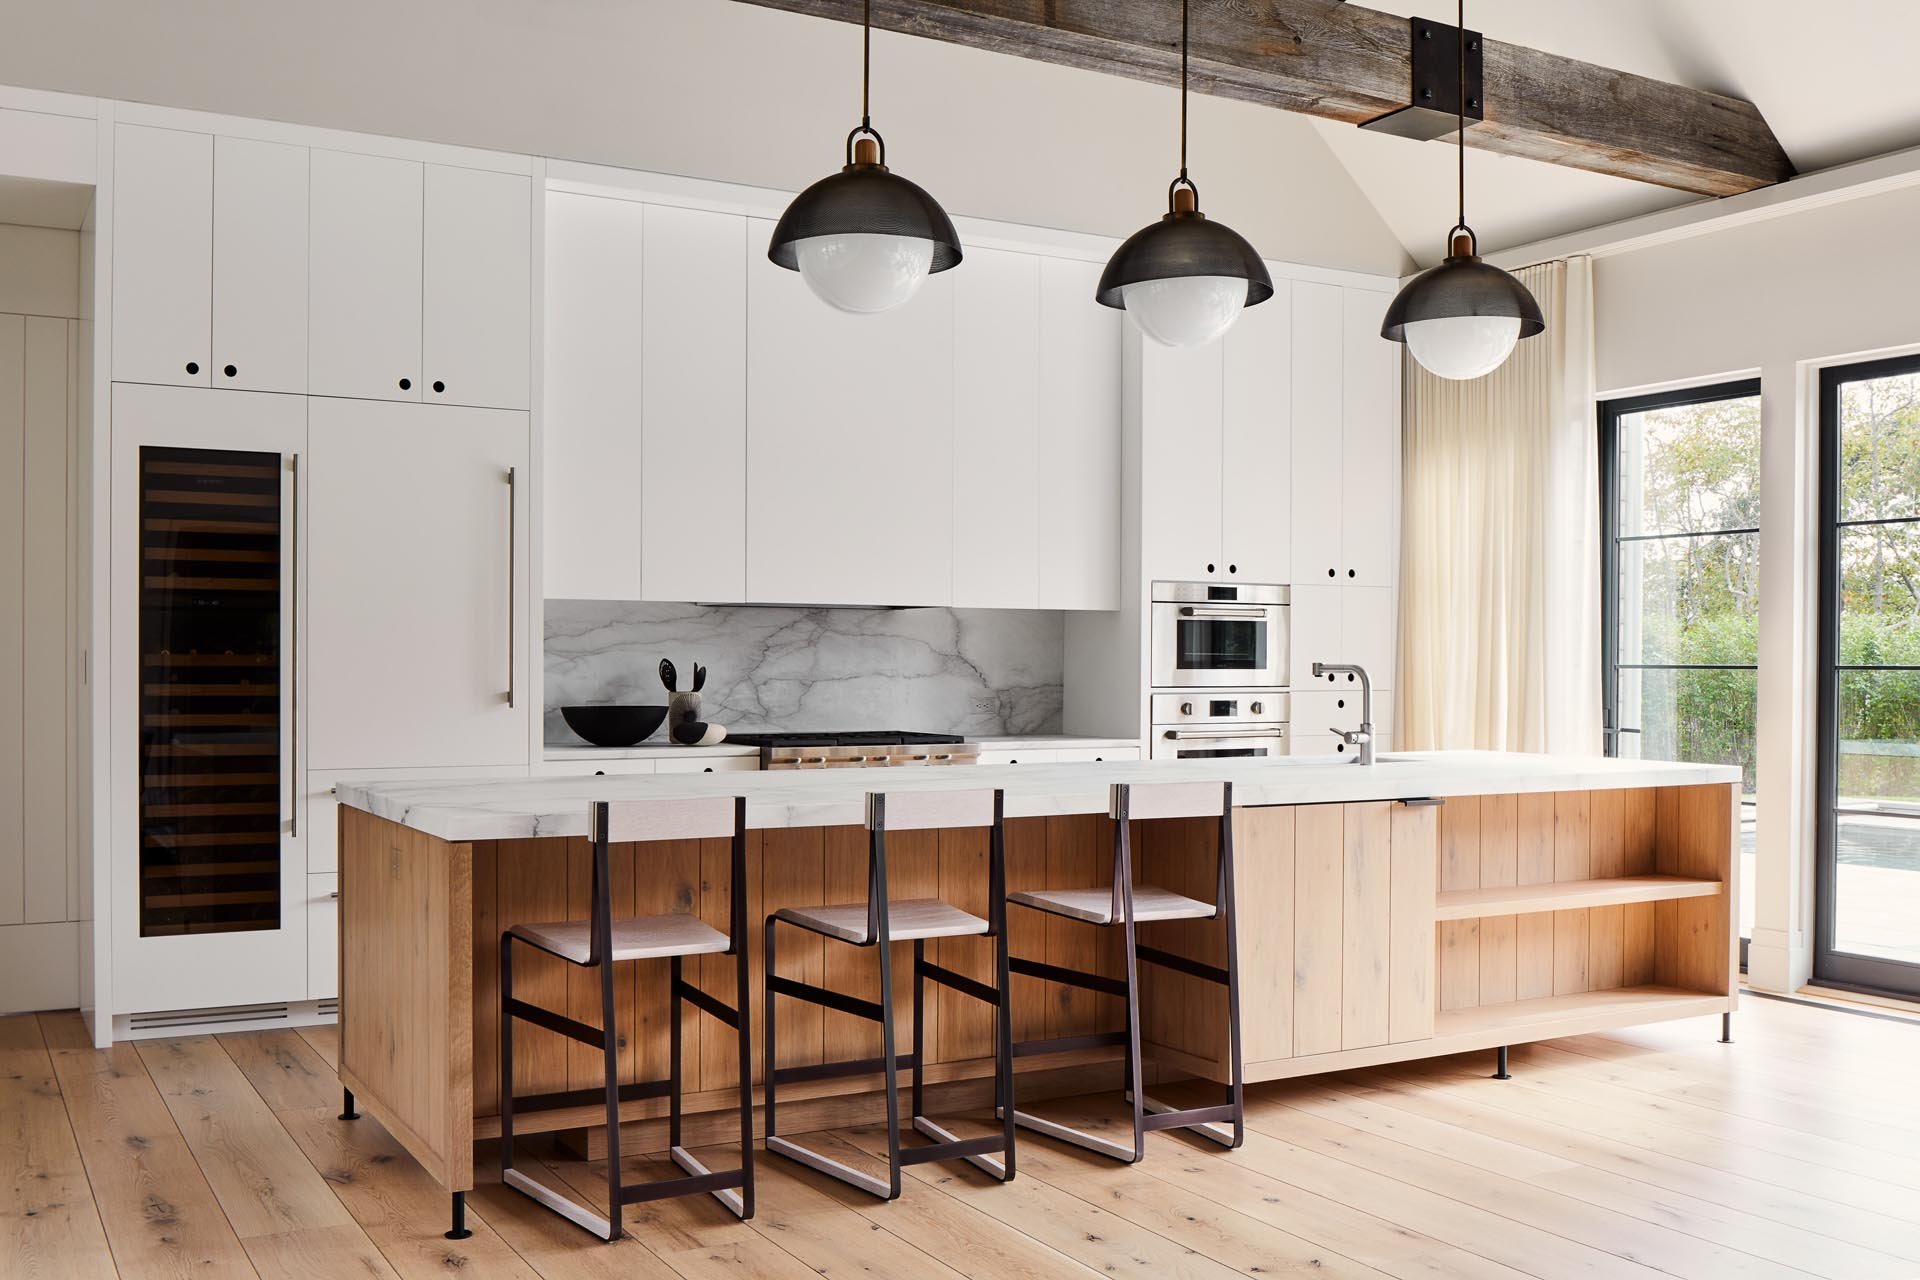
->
725;731;982;770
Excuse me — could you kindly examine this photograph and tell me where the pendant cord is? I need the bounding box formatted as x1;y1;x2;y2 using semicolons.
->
1179;0;1189;179
1456;0;1465;234
862;0;872;130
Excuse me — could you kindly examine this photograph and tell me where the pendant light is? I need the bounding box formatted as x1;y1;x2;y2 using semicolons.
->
1095;0;1273;348
1380;0;1543;380
767;0;961;314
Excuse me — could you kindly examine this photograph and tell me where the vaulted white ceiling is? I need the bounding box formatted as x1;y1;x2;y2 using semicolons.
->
1326;0;1920;265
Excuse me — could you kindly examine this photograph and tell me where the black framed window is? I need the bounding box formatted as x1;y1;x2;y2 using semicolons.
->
1600;380;1761;955
1817;355;1920;998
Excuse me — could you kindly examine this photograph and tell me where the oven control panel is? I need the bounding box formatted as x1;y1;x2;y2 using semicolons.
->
1150;691;1289;727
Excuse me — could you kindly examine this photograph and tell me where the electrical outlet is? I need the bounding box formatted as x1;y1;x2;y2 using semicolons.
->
971;697;997;714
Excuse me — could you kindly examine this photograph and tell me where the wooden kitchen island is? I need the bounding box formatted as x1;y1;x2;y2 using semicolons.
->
333;751;1740;1200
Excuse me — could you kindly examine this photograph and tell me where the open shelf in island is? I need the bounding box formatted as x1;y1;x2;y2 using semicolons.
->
1434;873;1722;920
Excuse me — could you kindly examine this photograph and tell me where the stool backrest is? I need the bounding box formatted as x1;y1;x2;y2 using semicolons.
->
866;787;999;833
1111;780;1229;821
595;795;741;844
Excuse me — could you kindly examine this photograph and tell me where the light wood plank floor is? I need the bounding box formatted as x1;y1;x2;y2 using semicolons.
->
7;996;1920;1279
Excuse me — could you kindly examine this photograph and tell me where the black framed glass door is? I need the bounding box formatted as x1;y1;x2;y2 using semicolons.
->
1600;379;1762;957
1818;354;1920;997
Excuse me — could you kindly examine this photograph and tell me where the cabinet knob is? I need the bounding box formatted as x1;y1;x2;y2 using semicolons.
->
1337;698;1345;709
703;767;714;773
1206;563;1216;574
432;380;446;394
1228;564;1238;574
1348;569;1356;578
223;364;237;378
185;361;199;375
399;377;412;390
1327;568;1335;578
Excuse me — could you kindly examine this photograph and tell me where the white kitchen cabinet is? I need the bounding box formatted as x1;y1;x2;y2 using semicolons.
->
641;204;747;603
306;398;529;769
212;136;308;393
1037;256;1122;610
977;749;1058;766
112;124;213;387
1288;581;1343;689
953;246;1042;609
745;217;955;607
652;755;760;774
423;165;531;411
1053;746;1140;762
1138;335;1224;583
1341;584;1396;690
309;149;423;402
1290;281;1345;585
308;874;337;1000
543;191;645;599
1342;288;1398;586
1221;278;1293;585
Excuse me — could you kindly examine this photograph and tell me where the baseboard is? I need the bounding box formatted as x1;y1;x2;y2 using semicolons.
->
0;921;80;1014
113;997;337;1040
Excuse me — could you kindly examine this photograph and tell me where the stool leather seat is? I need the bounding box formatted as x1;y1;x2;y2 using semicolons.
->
507;915;731;965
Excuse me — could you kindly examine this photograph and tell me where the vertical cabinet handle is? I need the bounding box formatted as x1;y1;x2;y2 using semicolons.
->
289;452;300;839
506;466;517;708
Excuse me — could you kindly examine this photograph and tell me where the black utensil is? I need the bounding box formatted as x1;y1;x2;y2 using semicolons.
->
659;658;677;693
692;664;707;693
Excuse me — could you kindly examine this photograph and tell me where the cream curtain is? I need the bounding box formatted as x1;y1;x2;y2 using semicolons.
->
1396;256;1603;754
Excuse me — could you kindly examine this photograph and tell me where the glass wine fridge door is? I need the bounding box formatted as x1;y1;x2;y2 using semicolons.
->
112;385;308;1013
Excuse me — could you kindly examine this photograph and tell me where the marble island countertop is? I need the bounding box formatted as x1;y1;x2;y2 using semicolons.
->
336;751;1741;844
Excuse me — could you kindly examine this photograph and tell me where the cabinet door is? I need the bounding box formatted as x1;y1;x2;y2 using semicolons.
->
306;398;528;768
1221;276;1292;585
1288;581;1342;689
1342;287;1398;586
213;136;307;393
423;165;531;410
641;204;747;602
309;150;422;402
745;218;954;607
113;124;212;387
308;874;337;1000
1341;584;1396;692
1137;333;1223;583
1290;282;1344;585
542;192;645;599
953;246;1041;609
1038;256;1122;610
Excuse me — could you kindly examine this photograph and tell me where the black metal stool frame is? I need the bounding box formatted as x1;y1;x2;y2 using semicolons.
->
763;790;1017;1199
499;797;755;1241
1003;780;1244;1161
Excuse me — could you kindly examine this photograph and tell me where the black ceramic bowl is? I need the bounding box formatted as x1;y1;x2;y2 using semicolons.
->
561;704;668;748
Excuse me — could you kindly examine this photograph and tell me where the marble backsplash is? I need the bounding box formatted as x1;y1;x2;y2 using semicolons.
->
544;601;1065;744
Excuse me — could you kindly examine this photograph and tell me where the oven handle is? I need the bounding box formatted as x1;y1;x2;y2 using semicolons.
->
1163;727;1287;740
1178;605;1272;618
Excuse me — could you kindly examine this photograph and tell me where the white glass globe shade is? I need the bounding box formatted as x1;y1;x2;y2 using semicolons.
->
1119;275;1247;348
1403;314;1523;380
794;233;936;314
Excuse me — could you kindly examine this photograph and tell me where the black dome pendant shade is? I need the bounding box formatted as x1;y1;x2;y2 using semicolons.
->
767;0;961;276
1380;0;1543;369
767;129;961;273
1380;225;1544;341
1094;177;1274;309
1096;0;1272;318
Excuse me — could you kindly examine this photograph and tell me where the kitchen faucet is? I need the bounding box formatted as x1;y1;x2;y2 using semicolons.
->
1310;662;1374;765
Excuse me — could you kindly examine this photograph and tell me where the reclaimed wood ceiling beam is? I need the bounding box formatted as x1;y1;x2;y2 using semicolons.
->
732;0;1794;197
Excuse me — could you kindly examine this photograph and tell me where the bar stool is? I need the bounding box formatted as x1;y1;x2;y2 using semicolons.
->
1003;780;1242;1161
764;788;1016;1199
499;796;754;1241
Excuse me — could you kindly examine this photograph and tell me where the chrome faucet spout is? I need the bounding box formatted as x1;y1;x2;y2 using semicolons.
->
1309;662;1375;765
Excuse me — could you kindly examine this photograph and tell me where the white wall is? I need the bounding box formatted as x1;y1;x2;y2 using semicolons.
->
0;0;1411;278
1592;179;1920;994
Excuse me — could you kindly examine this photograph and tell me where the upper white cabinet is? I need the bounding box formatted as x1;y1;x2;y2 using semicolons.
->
423;164;531;411
1221;278;1293;586
1291;282;1400;588
212;135;308;393
542;192;645;600
309;150;423;402
1037;257;1122;611
953;246;1041;609
311;151;530;409
745;216;955;607
1138;336;1224;583
640;204;746;603
112;124;213;387
306;397;530;769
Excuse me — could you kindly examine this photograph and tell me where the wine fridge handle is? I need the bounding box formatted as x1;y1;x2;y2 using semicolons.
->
290;452;300;839
506;466;517;709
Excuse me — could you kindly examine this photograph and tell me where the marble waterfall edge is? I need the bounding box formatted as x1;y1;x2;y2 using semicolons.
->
544;601;1065;745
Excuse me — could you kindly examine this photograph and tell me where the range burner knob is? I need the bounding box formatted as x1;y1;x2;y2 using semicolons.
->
1180;702;1194;716
1251;701;1264;715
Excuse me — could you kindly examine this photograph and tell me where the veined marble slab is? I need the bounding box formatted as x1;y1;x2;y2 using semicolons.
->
336;751;1742;844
